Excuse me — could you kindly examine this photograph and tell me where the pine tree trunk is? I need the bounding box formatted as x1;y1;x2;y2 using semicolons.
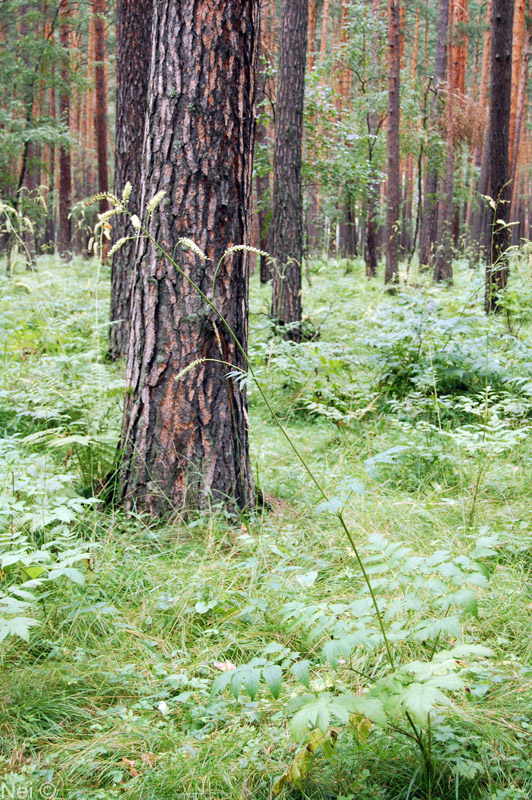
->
92;0;108;216
120;0;258;516
257;9;272;284
485;0;514;313
419;0;450;270
58;0;72;260
385;0;400;286
434;0;455;283
109;0;153;359
271;0;308;340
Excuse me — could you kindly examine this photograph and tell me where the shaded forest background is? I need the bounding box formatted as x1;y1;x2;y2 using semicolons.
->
2;0;530;283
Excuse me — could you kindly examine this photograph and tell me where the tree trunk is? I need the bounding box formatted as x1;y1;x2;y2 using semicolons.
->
385;0;400;286
58;0;72;260
120;0;258;516
485;0;514;313
257;10;272;284
109;0;153;359
92;0;108;216
418;0;450;270
271;0;308;340
434;0;455;283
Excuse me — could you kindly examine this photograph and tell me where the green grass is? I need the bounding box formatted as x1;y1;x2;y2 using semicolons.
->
0;253;532;799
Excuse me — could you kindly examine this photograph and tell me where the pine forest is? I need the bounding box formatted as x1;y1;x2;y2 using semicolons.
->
2;1;532;798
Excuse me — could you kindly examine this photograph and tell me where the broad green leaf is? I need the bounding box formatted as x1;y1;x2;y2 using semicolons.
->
291;659;310;688
244;668;261;700
0;616;40;642
399;682;451;722
263;664;283;698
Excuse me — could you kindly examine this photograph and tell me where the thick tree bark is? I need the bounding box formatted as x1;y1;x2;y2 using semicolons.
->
120;0;258;516
485;0;514;313
271;0;308;339
109;0;153;359
58;0;72;260
385;0;400;286
92;0;109;216
418;0;450;270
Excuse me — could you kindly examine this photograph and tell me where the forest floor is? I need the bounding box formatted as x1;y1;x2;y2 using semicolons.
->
1;254;532;800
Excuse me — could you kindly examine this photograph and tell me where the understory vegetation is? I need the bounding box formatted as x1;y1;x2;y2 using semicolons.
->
1;254;532;800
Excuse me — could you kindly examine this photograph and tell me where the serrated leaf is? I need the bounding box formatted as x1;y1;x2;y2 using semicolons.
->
244;667;261;700
345;695;387;727
230;669;244;699
263;664;282;698
399;682;451;722
210;670;234;697
291;660;310;688
49;567;85;585
0;616;40;642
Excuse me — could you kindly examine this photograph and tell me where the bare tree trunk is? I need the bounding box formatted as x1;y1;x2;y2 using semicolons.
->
485;0;514;313
271;0;308;339
92;0;108;217
434;0;455;283
109;0;153;359
58;0;72;260
385;0;400;286
418;0;450;270
120;0;258;516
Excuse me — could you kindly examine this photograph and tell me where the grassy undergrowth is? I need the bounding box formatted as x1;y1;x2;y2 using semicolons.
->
1;254;532;799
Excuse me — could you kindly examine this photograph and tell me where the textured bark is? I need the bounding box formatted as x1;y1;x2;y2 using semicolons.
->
120;0;258;516
385;0;400;286
271;0;308;339
470;0;492;256
58;0;72;260
485;0;514;313
418;0;450;270
109;0;153;359
510;10;530;218
365;0;382;278
509;0;526;165
92;0;108;215
256;14;272;284
308;0;317;71
434;0;455;283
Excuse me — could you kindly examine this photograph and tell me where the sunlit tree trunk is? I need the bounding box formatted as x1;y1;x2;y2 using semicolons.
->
120;0;258;516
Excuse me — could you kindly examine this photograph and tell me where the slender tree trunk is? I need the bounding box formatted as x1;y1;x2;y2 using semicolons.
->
418;0;450;270
58;0;72;260
485;0;514;313
434;0;455;283
471;0;492;257
385;0;400;286
271;0;308;339
257;8;272;284
109;0;153;359
120;0;258;516
92;0;108;216
509;0;526;166
366;0;382;278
